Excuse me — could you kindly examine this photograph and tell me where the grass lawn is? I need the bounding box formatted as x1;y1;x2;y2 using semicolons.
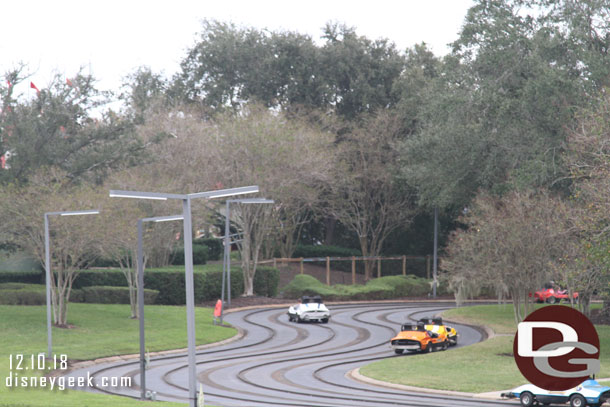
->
360;304;610;393
0;303;236;406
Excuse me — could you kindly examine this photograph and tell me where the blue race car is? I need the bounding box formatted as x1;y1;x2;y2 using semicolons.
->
501;379;610;407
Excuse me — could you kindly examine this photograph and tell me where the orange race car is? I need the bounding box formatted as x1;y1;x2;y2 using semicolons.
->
390;321;449;355
419;317;459;346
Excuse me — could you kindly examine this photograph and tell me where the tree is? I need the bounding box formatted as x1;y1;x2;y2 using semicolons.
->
0;70;145;185
0;169;101;326
96;197;144;319
399;0;610;211
328;111;415;280
121;66;170;124
443;190;579;323
135;104;334;295
565;92;610;316
173;20;405;120
319;23;405;120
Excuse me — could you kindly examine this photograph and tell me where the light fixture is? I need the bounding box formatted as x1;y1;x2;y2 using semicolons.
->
59;210;100;216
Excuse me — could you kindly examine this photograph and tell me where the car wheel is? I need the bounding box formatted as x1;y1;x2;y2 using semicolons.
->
394;349;403;355
296;315;303;323
546;296;557;304
321;318;329;323
570;394;586;407
443;341;449;350
423;343;432;353
519;391;534;407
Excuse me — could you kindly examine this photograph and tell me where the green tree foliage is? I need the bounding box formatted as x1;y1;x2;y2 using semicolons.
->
399;0;610;210
319;23;404;119
0;70;144;184
173;20;405;119
121;66;169;124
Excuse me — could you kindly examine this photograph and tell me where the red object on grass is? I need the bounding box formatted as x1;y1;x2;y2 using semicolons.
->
214;299;223;318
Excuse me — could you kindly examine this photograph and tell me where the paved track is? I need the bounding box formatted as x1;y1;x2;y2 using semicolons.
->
66;302;518;406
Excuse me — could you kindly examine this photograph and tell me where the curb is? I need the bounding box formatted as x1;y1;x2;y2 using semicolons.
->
348;368;508;400
222;298;496;314
347;307;505;399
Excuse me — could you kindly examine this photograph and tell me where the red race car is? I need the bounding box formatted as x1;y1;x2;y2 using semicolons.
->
533;288;578;304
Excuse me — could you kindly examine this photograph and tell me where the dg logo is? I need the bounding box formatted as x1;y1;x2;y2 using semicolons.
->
514;305;600;391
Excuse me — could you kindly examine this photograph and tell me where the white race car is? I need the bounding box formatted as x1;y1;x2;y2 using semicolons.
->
501;379;610;407
287;296;330;323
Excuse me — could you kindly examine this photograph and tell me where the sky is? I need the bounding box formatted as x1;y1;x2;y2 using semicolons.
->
1;0;474;98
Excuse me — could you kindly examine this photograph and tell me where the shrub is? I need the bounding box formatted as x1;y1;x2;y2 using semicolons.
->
89;257;121;268
281;275;432;301
282;275;339;299
253;267;280;297
79;286;158;304
365;275;431;298
0;283;47;305
195;238;223;261
71;269;127;288
0;265;280;306
196;268;244;303
171;244;209;265
146;267;277;304
0;270;43;284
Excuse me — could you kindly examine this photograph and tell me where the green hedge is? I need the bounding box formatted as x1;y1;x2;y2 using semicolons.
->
0;270;43;285
254;266;280;297
282;274;431;301
145;266;278;305
90;257;121;268
1;265;280;305
195;238;223;261
78;286;158;305
71;269;127;288
0;283;47;305
171;244;209;265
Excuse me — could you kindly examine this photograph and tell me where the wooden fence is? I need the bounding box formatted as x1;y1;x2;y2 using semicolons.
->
259;255;431;285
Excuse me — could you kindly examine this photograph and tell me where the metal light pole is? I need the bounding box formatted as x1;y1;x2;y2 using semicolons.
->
110;186;258;407
432;207;439;298
44;210;99;358
137;214;183;401
221;198;273;320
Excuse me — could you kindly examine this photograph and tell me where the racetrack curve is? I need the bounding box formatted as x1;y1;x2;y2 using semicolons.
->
65;302;518;407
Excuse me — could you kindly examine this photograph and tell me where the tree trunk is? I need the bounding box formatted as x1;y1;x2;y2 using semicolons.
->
324;217;336;246
579;295;591;317
359;235;372;281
